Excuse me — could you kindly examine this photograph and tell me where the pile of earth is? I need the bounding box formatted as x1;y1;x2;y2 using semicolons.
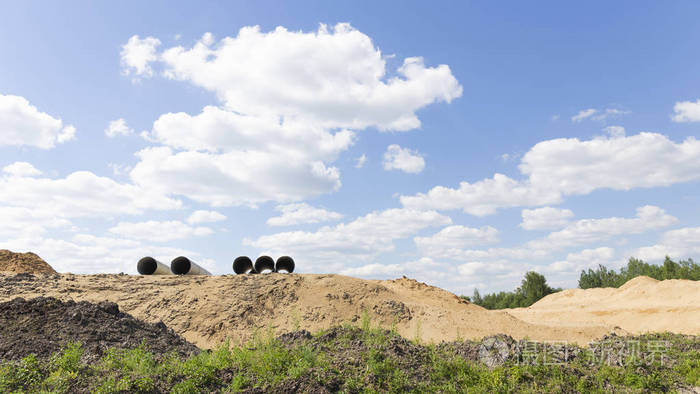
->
0;249;56;275
0;295;199;362
0;272;617;348
507;276;700;336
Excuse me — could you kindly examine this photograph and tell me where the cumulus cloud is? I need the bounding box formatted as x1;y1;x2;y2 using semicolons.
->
527;205;677;251
418;206;675;263
3;162;42;177
246;208;451;271
121;24;460;206
631;226;700;262
520;207;574;230
186;210;226;224
545;247;617;273
104;118;134;137
0;165;180;218
120;35;161;77
130;146;342;206
108;220;213;242
401;132;700;215
382;144;425;174
671;99;700;123
400;173;560;216
0;94;76;149
153;24;462;130
0;206;72;238
267;203;343;226
414;225;499;255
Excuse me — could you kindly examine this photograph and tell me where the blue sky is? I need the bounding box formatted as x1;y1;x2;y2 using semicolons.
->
2;1;700;294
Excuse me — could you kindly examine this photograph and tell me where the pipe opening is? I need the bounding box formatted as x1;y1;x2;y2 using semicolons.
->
171;256;191;275
254;255;275;274
137;256;157;275
275;256;295;273
233;256;254;274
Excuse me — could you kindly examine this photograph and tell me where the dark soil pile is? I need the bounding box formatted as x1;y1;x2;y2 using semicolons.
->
0;250;56;274
0;296;199;361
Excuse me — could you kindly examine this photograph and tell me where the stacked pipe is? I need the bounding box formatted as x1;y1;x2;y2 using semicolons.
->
137;255;295;275
233;255;295;274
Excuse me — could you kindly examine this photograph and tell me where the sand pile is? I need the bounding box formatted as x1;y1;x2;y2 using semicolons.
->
0;249;56;274
0;272;613;348
0;295;198;361
506;276;700;336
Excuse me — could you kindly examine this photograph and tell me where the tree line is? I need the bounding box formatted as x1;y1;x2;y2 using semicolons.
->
462;256;700;310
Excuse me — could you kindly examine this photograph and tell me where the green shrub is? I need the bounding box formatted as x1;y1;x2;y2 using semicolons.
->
467;271;561;310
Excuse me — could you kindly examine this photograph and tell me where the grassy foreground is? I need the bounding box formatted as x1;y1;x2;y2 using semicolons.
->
0;322;698;393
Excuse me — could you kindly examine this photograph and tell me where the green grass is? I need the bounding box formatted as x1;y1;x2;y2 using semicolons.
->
0;327;698;393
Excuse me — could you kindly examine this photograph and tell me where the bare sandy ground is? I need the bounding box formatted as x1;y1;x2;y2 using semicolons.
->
0;273;615;348
506;276;700;336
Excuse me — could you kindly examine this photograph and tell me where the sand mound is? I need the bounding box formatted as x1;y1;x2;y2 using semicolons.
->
0;249;56;274
0;295;198;361
506;276;700;336
0;272;613;348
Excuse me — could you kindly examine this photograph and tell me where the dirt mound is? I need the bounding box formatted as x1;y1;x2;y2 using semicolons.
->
0;294;199;361
506;276;700;335
0;249;56;274
0;272;614;347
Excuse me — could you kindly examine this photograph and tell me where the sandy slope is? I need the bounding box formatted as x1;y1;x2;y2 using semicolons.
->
0;273;612;348
0;250;56;275
506;276;700;335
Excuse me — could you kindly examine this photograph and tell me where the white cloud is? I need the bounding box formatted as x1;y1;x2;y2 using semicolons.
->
340;263;403;277
105;118;134;137
186;210;226;224
153;24;462;131
123;24;461;206
527;205;677;251
545;247;617;273
267;203;343;226
246;208;451;270
109;220;213;242
418;206;675;263
382;144;425;174
520;207;574;230
0;166;180;218
671;99;700;123
130;146;342;206
414;225;499;255
572;108;597;122
572;108;628;123
355;154;367;169
0;94;76;149
0;206;72;238
120;35;161;77
3;162;42;177
401;132;700;215
401;173;560;216
592;108;628;121
631;226;700;262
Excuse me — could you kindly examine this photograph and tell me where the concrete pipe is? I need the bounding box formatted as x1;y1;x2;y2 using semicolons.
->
254;255;275;273
137;256;172;275
275;256;295;273
233;256;254;274
170;256;211;275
